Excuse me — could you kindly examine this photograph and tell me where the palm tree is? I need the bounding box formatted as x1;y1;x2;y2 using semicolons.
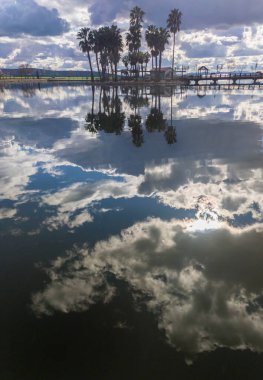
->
137;52;144;77
109;25;123;81
156;27;170;72
77;27;94;82
145;25;158;69
92;29;102;80
126;6;145;75
143;52;150;76
128;52;139;77
167;9;182;79
130;6;145;27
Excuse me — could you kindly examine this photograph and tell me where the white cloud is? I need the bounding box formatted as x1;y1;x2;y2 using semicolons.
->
0;208;17;219
31;218;263;354
0;0;263;70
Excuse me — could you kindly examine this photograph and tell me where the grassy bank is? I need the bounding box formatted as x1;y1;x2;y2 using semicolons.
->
0;76;187;86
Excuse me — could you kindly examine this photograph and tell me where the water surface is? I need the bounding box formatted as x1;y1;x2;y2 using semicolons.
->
1;83;263;379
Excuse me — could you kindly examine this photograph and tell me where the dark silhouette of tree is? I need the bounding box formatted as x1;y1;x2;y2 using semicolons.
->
77;27;94;82
126;6;145;76
145;26;169;74
167;9;182;79
164;87;177;144
146;107;167;132
92;29;102;80
128;114;144;147
85;88;125;135
124;92;149;110
18;64;33;78
92;26;123;81
145;25;159;69
164;126;177;144
156;27;170;72
122;54;129;73
109;25;123;81
144;52;150;76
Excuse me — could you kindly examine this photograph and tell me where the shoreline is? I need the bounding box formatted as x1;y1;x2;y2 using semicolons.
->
0;77;188;86
0;78;261;88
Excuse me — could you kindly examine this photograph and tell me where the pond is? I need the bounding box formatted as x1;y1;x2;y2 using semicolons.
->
1;83;263;379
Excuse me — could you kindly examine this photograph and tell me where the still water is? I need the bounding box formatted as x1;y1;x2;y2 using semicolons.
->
1;83;263;379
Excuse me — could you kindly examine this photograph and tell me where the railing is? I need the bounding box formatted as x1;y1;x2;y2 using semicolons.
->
186;72;263;80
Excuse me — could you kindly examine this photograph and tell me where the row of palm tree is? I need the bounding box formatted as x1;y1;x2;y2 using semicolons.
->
145;26;170;71
77;25;123;81
77;6;182;81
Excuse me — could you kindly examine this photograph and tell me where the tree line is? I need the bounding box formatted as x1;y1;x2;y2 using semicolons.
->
77;6;182;81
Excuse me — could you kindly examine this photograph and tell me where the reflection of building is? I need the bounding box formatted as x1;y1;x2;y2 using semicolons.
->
150;67;174;80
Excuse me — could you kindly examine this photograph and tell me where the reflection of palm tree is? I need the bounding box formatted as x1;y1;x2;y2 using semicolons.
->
128;114;144;147
164;87;177;144
21;84;37;97
164;126;177;144
124;88;149;112
146;108;167;132
84;86;96;133
96;112;125;134
85;87;125;135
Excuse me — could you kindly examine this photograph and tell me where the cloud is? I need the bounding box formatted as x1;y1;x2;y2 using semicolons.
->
88;0;263;29
0;208;17;219
89;0;130;26
31;218;263;354
0;43;16;59
0;0;69;37
0;0;263;69
1;86;263;234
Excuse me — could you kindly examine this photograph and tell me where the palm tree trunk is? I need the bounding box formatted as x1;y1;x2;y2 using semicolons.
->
114;64;118;82
170;88;173;126
99;51;104;80
110;62;114;80
172;32;175;80
99;87;102;113
87;51;94;82
95;52;101;80
91;85;95;118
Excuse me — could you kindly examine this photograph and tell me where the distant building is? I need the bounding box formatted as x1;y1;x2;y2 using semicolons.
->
198;66;209;76
150;67;175;80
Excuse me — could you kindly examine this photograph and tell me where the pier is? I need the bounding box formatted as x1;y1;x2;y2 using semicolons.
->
185;72;263;86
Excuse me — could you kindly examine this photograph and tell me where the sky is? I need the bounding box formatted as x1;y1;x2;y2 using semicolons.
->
1;0;263;71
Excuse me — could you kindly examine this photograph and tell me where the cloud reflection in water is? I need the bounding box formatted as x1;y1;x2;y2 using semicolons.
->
0;85;263;357
32;217;263;354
